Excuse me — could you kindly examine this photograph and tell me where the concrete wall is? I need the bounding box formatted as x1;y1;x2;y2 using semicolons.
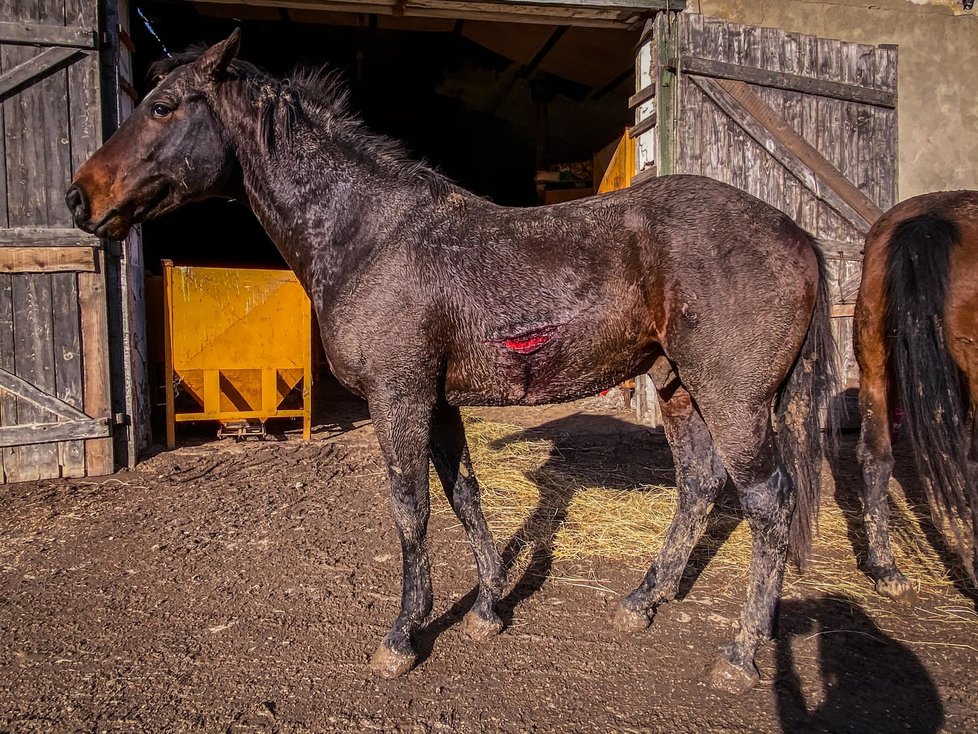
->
694;0;978;201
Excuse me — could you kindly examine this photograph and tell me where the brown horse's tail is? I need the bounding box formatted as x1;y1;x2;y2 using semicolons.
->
776;244;838;569
884;214;977;574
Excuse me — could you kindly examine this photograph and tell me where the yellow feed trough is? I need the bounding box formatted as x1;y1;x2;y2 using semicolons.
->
162;261;313;448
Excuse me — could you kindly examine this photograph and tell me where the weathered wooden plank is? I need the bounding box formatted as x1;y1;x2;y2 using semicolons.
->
0;21;97;49
798;31;820;236
115;3;151;461
79;247;113;475
0;226;100;246
10;273;59;479
875;45;898;210
778;31;804;223
814;36;852;244
0;366;91;420
0;245;95;272
0;43;7;230
675;55;896;109
51;272;85;475
654;9;677;182
2;38;72;229
0;46;85;103
724;20;749;196
691;75;883;232
0;418;109;448
0;273;13;481
66;0;102;173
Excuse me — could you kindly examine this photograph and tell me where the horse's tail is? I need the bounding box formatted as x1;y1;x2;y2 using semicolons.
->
776;243;838;569
883;213;976;566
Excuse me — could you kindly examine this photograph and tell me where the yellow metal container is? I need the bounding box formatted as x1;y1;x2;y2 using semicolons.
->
162;261;313;448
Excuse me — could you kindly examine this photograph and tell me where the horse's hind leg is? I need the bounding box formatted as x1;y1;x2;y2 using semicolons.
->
703;408;794;694
857;336;914;600
429;400;505;639
615;376;726;632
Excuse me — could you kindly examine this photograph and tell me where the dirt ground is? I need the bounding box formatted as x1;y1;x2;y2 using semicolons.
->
1;380;976;733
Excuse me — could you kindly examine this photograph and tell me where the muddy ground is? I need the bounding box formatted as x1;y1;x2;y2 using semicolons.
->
1;381;976;733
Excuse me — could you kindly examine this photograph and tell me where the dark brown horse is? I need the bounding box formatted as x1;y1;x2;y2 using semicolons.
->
854;190;978;599
66;32;836;693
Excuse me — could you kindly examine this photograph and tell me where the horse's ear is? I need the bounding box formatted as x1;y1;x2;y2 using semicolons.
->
194;28;241;79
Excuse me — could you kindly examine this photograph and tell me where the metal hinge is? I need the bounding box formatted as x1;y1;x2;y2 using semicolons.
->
112;412;130;426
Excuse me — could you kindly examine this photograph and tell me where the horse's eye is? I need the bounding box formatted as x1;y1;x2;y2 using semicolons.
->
151;102;173;118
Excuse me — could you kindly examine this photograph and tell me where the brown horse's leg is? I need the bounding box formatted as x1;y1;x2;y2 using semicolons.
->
429;400;506;640
857;334;914;600
702;408;792;695
366;392;435;679
614;379;726;632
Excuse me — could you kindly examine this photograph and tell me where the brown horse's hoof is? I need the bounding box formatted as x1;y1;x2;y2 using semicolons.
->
369;643;418;679
874;572;916;603
613;603;651;634
704;656;760;695
461;610;503;641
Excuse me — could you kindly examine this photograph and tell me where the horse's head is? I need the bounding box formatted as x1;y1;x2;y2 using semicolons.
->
66;31;243;239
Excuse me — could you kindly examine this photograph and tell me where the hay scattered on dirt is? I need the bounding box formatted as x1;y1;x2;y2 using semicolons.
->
432;415;977;627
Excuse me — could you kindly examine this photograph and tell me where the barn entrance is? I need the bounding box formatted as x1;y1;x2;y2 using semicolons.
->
127;0;674;447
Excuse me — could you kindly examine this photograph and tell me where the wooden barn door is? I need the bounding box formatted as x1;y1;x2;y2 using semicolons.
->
631;12;897;424
0;0;113;481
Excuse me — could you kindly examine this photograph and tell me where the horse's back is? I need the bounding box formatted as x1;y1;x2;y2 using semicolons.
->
857;190;978;395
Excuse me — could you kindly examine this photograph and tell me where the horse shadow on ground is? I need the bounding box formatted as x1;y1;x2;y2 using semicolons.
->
825;399;978;610
775;595;943;733
416;411;743;656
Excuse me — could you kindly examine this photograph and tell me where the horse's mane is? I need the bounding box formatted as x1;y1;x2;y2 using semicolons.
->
150;48;456;198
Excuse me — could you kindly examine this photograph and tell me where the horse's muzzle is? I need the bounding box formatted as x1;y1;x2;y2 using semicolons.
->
65;183;91;230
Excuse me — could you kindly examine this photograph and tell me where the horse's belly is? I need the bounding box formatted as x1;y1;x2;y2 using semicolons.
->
444;325;653;406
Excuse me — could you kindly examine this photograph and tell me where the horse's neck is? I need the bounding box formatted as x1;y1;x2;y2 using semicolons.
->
215;85;385;306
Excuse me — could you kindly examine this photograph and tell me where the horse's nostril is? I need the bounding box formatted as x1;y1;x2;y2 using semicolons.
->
65;184;90;222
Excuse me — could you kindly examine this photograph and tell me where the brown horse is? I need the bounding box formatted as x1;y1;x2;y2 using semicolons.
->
66;32;836;693
854;190;978;599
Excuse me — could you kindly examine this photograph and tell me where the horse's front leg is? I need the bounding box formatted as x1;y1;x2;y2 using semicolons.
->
367;390;435;679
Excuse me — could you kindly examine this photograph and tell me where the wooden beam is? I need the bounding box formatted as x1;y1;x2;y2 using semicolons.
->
628;83;655;109
628;112;656;138
0;21;97;49
0;227;100;247
0;419;110;448
0;367;91;421
816;238;863;259
191;0;655;28
631;165;657;185
677;55;896;109
837;270;862;303
79;248;114;475
0;246;96;273
690;75;883;232
0;47;86;103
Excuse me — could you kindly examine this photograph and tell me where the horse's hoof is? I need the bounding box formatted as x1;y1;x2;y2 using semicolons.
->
613;603;651;634
704;656;760;695
874;572;916;603
461;610;504;641
369;643;417;679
